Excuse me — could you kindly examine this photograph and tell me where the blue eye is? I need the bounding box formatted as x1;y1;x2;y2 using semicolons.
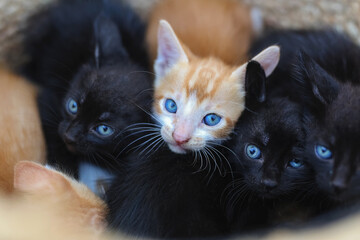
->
246;144;261;159
289;159;304;169
67;98;78;114
164;99;177;113
203;114;222;126
95;125;114;136
315;145;332;159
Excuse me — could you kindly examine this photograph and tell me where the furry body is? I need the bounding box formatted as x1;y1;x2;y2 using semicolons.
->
0;67;45;193
106;147;231;238
146;0;254;65
250;30;360;203
14;161;108;232
23;0;152;176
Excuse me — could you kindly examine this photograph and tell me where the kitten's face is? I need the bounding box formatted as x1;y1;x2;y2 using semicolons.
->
54;15;152;161
304;84;360;202
231;99;309;198
58;63;151;156
154;59;244;154
298;52;360;202
152;20;279;154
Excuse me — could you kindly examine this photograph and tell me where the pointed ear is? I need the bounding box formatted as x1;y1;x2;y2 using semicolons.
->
154;20;189;80
245;60;267;103
230;45;279;98
14;161;70;194
297;51;339;105
94;14;128;67
251;45;280;77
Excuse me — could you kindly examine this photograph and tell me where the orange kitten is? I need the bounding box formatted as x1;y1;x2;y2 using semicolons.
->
147;0;259;65
146;0;279;154
0;67;46;193
14;161;108;233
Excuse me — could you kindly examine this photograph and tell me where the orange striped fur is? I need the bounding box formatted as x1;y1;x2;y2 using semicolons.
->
147;0;279;154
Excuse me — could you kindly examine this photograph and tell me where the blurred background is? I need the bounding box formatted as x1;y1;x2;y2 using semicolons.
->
0;0;359;69
0;0;359;239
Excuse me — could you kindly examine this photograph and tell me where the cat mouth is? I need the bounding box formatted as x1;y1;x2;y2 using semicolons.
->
168;143;187;154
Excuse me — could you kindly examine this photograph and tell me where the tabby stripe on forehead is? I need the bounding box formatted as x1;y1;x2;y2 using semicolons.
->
209;71;228;97
184;65;197;97
194;68;217;102
184;66;226;102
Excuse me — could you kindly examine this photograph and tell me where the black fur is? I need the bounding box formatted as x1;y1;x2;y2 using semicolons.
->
227;58;309;197
216;59;315;233
22;0;152;176
251;29;360;202
296;51;360;203
250;29;360;100
223;33;351;229
106;147;232;238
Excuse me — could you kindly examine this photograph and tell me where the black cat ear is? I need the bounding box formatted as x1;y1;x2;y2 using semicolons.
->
297;51;339;105
94;13;128;67
245;60;267;104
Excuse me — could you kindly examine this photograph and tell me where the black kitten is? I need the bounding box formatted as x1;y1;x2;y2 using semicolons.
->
22;0;152;176
252;29;360;203
106;146;232;238
223;61;314;229
296;51;360;203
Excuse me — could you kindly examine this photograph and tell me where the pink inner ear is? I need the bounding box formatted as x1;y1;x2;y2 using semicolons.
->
253;45;280;77
14;161;63;193
155;20;188;77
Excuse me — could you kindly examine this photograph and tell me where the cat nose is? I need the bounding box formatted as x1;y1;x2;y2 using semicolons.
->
331;166;350;194
172;132;191;145
331;178;347;193
63;132;76;144
261;178;278;189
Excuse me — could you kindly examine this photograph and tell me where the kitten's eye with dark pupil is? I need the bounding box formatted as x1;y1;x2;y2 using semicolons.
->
246;144;261;159
315;145;332;160
289;159;303;168
203;114;221;126
67;98;78;114
95;125;114;136
165;99;177;113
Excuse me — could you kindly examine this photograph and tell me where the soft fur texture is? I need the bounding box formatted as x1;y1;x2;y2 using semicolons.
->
0;67;45;193
222;61;315;231
146;1;279;154
297;52;360;203
250;29;360;203
22;0;153;176
146;0;254;65
13;161;108;233
106;147;231;238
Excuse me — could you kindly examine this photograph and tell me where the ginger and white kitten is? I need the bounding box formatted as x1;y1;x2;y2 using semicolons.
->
0;67;45;193
14;161;108;233
148;18;279;154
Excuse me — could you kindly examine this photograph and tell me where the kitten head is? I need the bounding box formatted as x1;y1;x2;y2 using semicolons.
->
230;61;309;199
153;20;279;154
297;52;360;202
58;15;152;157
14;161;108;232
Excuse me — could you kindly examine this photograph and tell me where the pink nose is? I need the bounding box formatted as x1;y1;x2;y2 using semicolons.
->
172;132;191;145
